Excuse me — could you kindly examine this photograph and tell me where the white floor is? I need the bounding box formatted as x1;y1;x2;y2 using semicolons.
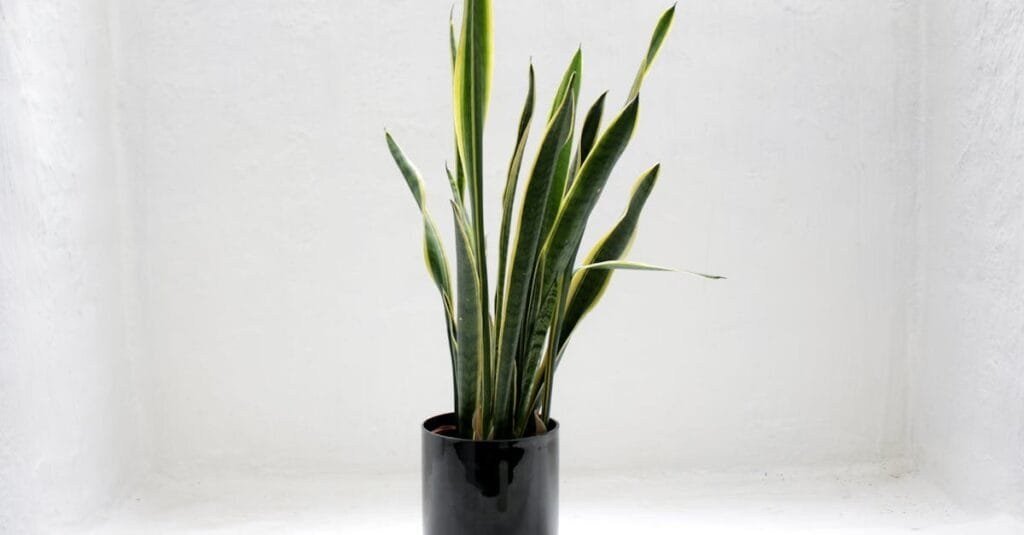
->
73;467;1023;534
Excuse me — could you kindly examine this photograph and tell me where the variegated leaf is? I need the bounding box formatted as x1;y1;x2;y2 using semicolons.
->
494;79;575;437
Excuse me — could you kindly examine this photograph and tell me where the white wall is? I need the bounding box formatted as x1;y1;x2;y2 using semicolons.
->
911;1;1024;515
0;0;141;532
6;0;1022;529
114;0;918;475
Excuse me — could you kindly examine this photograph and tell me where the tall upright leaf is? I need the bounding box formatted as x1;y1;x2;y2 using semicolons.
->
451;202;487;439
494;81;576;437
549;92;609;406
530;6;677;418
449;10;466;201
453;0;494;424
454;0;493;218
514;265;559;433
545;96;641;336
515;97;641;433
539;49;583;242
496;65;536;328
525;53;583;413
539;275;565;426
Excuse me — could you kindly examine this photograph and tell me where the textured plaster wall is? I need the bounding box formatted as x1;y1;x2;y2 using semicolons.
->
4;0;1023;529
0;0;141;532
115;0;917;475
911;1;1024;515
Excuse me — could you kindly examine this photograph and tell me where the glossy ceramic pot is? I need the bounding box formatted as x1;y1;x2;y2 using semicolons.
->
421;413;559;535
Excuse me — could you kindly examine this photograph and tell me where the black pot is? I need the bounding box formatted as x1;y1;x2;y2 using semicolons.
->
421;413;559;535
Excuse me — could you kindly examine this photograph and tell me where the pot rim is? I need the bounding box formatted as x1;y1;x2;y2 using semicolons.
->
421;412;559;444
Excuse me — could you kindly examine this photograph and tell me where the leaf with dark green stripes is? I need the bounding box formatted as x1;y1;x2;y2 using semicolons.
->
548;48;583;121
453;0;494;413
543;97;640;275
557;165;660;350
444;163;459;205
540;49;583;244
493;79;576;436
453;0;492;231
628;4;676;101
386;3;692;439
385;132;460;408
571;92;607;182
385;133;453;311
513;273;559;433
495;64;536;325
451;201;487;439
449;8;466;201
514;96;641;434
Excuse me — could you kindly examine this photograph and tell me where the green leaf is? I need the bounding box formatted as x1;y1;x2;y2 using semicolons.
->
514;96;641;434
575;92;607;176
540;49;583;243
684;270;727;280
453;0;494;434
494;78;576;437
385;133;454;310
528;55;585;391
517;258;684;429
548;48;583;121
542;97;641;298
453;0;492;232
385;132;460;410
539;275;567;426
496;64;536;326
557;165;659;350
574;260;674;273
445;163;461;206
513;270;559;433
628;4;676;101
451;201;487;440
449;10;466;201
449;7;458;67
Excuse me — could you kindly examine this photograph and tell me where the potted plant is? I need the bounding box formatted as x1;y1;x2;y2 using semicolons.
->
386;2;716;533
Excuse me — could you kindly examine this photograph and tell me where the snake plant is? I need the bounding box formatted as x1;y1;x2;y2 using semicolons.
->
387;1;715;439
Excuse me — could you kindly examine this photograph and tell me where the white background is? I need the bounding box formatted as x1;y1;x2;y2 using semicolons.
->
2;1;1022;533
